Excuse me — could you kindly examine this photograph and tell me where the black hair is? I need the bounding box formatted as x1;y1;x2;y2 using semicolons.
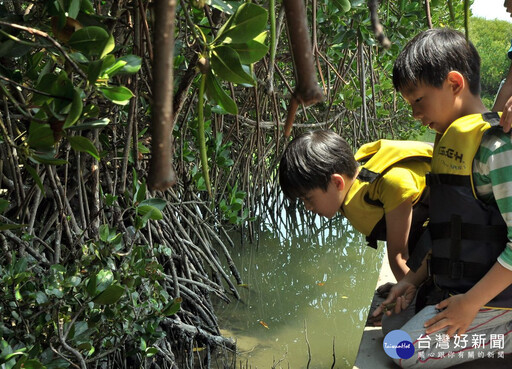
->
279;130;358;200
393;28;481;95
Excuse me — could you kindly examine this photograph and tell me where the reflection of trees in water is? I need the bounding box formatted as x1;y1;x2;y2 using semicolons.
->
221;199;384;333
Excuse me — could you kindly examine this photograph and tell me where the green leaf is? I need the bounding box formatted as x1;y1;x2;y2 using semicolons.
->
118;55;142;74
32;72;74;113
81;0;94;14
135;181;147;204
26;52;45;80
18;359;45;369
333;0;351;13
214;3;268;44
210;0;236;14
205;71;238;115
25;164;45;195
162;297;182;316
0;199;8;213
145;347;158;357
229;38;268;64
35;291;48;304
106;55;142;76
70;51;89;64
68;26;110;57
28;121;54;150
63;88;83;129
103;59;127;77
66;118;110;131
139;198;167;211
3;350;26;362
100;54;116;74
104;193;118;206
87;269;114;296
136;205;163;221
88;59;103;85
68;321;88;340
30;150;68;165
99;224;109;242
32;74;58;105
54;72;75;99
92;284;124;305
211;46;254;85
0;39;32;58
51;264;66;273
99;86;134;105
69;135;100;160
68;0;81;18
66;275;82;287
82;104;100;119
100;33;115;59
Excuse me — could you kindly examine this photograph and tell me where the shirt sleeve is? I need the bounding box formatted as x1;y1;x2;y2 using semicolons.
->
371;163;426;213
474;129;512;271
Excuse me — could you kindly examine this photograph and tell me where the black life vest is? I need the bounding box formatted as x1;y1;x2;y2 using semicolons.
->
427;112;512;308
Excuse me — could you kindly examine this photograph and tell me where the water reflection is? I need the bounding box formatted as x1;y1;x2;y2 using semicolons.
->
215;211;385;368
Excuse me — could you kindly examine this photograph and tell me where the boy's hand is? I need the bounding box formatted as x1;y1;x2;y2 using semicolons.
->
424;294;480;337
373;280;416;317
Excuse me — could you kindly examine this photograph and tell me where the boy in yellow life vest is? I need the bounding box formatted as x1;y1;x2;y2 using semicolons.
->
279;129;432;288
373;28;512;368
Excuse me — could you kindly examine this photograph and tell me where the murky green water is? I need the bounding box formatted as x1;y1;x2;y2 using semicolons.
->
215;212;385;368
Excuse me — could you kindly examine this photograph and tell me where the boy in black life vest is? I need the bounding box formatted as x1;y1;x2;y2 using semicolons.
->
373;28;512;368
279;130;432;290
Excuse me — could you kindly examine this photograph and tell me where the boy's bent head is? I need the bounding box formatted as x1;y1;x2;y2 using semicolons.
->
279;130;357;200
393;28;481;96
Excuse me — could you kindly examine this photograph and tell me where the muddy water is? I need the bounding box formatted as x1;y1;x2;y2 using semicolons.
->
215;214;385;368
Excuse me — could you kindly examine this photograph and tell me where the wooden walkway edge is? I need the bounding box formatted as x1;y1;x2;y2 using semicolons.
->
353;249;396;369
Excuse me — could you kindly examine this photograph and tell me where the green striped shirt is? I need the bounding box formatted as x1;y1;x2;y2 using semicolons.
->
473;127;512;270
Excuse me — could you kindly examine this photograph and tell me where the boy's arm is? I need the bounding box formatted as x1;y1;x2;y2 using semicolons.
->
494;64;512;133
425;262;512;337
373;253;429;317
384;197;413;281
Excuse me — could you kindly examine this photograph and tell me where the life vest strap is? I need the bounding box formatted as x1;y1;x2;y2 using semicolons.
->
357;167;379;183
406;227;431;272
429;257;489;280
365;216;386;249
426;173;471;187
482;111;501;126
363;192;383;207
429;222;508;243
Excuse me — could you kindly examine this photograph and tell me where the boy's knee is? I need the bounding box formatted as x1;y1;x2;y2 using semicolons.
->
393;357;402;367
382;302;418;336
394;356;420;369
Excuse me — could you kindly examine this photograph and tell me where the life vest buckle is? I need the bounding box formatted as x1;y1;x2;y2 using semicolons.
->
450;261;464;280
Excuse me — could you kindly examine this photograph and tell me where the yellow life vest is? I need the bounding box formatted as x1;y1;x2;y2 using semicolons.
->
431;113;494;197
341;139;433;238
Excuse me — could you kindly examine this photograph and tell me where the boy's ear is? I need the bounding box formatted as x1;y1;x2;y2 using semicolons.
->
331;174;346;191
446;71;465;95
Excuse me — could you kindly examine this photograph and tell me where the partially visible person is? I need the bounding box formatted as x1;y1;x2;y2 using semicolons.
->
492;0;512;132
